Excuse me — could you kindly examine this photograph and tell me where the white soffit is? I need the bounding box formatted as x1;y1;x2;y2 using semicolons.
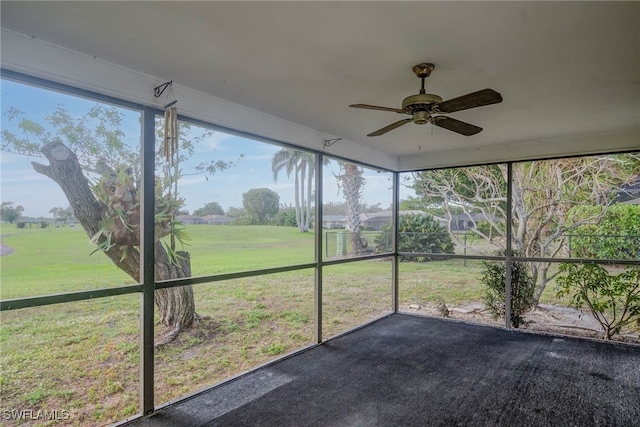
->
0;30;400;171
1;1;639;170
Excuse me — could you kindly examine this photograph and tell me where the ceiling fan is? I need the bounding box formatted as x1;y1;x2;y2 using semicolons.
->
349;63;503;137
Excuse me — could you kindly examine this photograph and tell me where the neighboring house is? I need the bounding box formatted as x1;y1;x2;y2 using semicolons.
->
449;213;494;231
322;215;346;229
201;215;233;225
360;211;392;230
360;210;428;231
323;210;428;231
322;210;495;231
617;177;640;205
176;215;206;225
176;215;233;225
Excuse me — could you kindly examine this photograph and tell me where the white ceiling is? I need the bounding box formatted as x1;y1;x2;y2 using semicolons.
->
1;1;639;170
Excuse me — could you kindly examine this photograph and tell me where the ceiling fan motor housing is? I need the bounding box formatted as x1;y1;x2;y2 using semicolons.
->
402;93;443;124
402;93;443;111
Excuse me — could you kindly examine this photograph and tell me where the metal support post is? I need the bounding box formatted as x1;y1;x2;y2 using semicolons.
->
505;163;513;329
140;107;156;415
314;153;324;343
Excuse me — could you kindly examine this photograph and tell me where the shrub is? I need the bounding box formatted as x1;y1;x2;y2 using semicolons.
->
16;222;26;229
374;214;454;261
476;220;503;241
272;208;298;227
40;221;49;229
569;204;640;260
482;251;535;328
556;263;640;340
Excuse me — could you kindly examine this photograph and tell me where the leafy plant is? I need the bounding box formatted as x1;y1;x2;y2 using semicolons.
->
482;251;535;328
568;204;640;260
374;213;454;261
556;263;640;339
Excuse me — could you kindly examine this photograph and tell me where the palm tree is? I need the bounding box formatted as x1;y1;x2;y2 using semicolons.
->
272;148;317;231
336;162;365;254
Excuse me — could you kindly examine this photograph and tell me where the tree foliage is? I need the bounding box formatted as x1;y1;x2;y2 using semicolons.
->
226;206;246;218
374;213;454;261
556;263;640;339
0;202;24;223
568;204;640;260
49;206;75;223
193;201;225;216
272;206;299;227
242;188;280;224
411;154;640;304
272;148;323;232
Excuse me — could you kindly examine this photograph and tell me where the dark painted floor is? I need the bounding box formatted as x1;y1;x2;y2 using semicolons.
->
127;314;640;426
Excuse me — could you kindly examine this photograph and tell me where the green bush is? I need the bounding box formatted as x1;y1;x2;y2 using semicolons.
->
40;221;49;229
482;251;535;328
374;214;454;261
556;263;640;340
476;220;503;241
272;208;298;227
569;204;640;260
16;222;26;229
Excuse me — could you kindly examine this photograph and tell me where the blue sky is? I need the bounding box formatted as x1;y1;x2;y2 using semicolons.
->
1;79;404;218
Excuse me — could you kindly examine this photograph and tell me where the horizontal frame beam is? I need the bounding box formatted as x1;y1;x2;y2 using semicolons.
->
0;284;143;311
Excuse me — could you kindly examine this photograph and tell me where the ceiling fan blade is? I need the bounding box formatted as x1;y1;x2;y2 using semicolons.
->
367;118;412;137
350;104;408;114
431;116;482;136
436;89;503;113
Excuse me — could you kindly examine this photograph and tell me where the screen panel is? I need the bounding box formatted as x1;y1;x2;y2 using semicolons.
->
154;123;316;277
0;295;140;425
322;258;393;338
1;79;142;299
154;270;315;405
322;159;393;260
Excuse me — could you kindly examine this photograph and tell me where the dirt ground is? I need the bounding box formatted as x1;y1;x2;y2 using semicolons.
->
400;301;640;344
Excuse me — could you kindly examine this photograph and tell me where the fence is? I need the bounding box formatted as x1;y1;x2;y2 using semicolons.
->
324;230;640;262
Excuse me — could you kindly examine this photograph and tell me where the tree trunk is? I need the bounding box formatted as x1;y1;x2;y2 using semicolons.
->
305;163;313;231
294;164;303;231
299;162;308;232
32;141;195;344
154;246;195;344
339;163;364;254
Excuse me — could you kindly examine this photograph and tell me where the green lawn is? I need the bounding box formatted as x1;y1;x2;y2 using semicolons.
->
0;224;317;299
0;223;569;426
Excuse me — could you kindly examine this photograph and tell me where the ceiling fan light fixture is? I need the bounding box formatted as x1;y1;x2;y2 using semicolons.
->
412;110;430;125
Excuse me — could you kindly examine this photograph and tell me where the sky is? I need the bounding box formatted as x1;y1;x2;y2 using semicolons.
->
1;79;412;218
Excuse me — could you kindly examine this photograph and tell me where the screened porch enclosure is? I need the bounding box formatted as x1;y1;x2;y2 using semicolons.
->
1;74;638;427
1;2;639;425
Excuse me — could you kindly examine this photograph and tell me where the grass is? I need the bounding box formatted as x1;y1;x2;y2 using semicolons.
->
0;223;583;426
0;224;316;299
